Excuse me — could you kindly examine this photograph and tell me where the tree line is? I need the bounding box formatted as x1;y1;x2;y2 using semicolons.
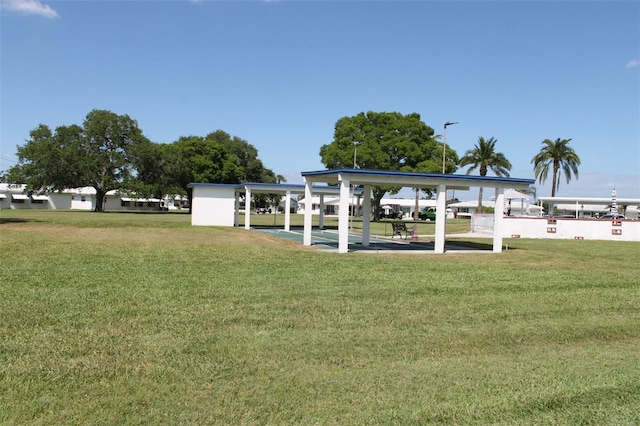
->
5;110;278;211
4;109;580;214
319;111;580;218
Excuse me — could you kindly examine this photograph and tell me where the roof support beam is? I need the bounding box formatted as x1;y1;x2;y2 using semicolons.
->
318;194;325;230
244;187;252;230
362;185;371;247
435;184;447;253
284;190;292;231
338;178;351;253
234;191;240;227
493;187;505;252
303;180;313;246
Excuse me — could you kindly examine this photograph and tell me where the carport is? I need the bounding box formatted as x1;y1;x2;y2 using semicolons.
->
302;169;535;254
188;182;361;228
241;183;360;231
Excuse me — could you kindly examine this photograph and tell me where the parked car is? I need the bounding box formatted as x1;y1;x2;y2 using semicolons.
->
598;214;625;220
418;207;437;221
379;210;404;219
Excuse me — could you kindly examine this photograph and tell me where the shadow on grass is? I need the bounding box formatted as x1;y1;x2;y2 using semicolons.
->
448;240;496;250
252;225;340;231
0;218;39;225
98;210;190;215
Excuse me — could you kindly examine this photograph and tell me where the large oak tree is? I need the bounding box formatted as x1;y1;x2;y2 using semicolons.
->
319;111;453;220
7;109;152;211
131;130;278;211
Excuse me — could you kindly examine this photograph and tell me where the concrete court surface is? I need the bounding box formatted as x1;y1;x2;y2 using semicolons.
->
254;226;496;254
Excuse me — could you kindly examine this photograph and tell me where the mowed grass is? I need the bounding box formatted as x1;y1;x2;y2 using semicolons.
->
1;210;639;425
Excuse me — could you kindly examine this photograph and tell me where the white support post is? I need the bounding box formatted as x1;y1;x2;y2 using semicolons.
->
303;180;313;246
434;183;447;253
493;187;504;252
234;191;240;227
319;194;325;230
284;190;291;231
244;187;252;230
362;185;371;247
338;178;351;253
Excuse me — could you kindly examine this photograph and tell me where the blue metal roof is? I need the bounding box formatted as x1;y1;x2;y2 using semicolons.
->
187;182;345;192
241;182;306;190
187;182;240;189
301;168;535;186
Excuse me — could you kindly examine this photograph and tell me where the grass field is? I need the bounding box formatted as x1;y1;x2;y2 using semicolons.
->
1;210;639;424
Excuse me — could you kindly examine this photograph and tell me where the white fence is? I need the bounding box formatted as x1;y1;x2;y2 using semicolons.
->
471;214;495;234
471;214;640;242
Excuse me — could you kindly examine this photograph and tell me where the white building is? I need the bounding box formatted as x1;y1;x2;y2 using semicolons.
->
449;200;544;218
448;189;543;218
0;183;188;212
539;196;639;219
0;184;51;210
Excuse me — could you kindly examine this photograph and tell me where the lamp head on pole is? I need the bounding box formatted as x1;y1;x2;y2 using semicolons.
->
442;121;459;174
353;141;362;169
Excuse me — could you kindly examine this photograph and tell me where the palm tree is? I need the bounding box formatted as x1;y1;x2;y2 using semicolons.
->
523;185;537;202
459;136;512;212
271;174;287;215
531;138;580;197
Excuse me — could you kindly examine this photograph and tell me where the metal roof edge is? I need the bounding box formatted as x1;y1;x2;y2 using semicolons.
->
187;183;241;189
301;168;535;185
241;182;305;189
188;181;345;190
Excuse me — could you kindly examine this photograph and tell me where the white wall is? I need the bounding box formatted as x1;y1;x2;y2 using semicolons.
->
191;186;236;227
502;217;640;242
103;196;161;211
70;196;94;210
48;193;73;209
4;195;33;209
28;199;50;210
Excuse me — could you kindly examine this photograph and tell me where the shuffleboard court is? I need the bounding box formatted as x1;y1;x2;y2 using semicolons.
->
254;227;492;253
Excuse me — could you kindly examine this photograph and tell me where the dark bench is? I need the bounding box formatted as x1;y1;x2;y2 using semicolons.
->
391;221;410;239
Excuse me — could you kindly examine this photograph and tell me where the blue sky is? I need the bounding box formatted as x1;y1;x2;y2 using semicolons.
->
1;0;639;200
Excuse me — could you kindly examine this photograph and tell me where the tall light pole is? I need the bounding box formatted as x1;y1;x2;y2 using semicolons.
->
353;141;361;169
442;121;459;174
351;141;362;225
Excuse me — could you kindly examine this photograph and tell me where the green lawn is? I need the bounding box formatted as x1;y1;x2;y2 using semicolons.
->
1;210;639;424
